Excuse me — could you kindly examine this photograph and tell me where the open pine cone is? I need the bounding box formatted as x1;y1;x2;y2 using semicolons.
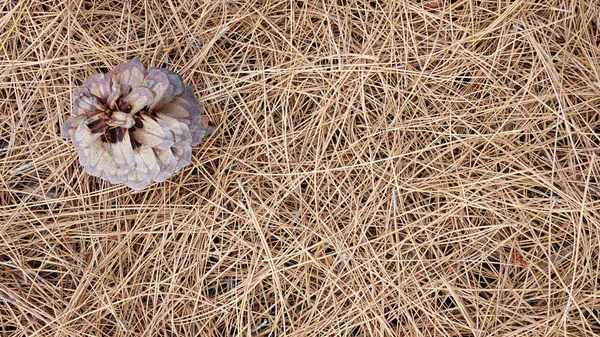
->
61;57;212;190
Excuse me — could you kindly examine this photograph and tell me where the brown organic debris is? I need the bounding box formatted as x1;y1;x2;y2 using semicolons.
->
61;57;212;190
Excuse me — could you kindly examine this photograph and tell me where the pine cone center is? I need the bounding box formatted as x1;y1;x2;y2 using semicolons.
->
108;110;135;128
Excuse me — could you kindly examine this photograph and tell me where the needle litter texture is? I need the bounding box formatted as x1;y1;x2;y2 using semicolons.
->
0;0;600;337
61;57;212;190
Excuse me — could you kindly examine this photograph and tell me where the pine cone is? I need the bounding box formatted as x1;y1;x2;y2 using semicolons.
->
62;57;212;190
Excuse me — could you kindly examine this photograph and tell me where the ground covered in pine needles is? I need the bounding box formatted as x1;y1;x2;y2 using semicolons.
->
1;0;600;336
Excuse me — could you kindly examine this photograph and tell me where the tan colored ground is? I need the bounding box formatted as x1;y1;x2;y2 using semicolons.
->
1;0;599;336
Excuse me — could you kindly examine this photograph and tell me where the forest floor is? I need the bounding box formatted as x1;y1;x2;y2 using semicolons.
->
1;1;599;336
